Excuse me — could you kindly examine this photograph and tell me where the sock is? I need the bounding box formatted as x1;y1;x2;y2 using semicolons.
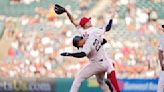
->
107;71;120;92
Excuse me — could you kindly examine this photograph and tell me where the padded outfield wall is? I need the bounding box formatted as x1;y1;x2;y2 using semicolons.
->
0;78;159;92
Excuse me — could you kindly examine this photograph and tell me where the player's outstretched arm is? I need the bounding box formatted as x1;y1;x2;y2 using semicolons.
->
105;9;116;32
61;52;86;58
65;10;79;27
54;4;79;27
101;38;107;45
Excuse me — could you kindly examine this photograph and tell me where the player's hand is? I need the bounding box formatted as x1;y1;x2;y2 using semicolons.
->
110;4;116;19
110;9;116;19
101;38;107;45
60;52;71;56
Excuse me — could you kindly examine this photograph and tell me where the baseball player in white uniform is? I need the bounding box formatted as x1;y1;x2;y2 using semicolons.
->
61;33;120;92
63;8;120;92
158;25;164;92
64;7;115;38
54;4;119;92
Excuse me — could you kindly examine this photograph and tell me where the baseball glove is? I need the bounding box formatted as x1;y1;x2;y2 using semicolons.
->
54;4;66;15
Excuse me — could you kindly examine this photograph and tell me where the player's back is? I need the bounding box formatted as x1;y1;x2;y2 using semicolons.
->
82;34;107;62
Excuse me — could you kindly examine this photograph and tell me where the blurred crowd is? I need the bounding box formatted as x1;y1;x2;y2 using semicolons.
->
10;0;45;4
0;0;163;78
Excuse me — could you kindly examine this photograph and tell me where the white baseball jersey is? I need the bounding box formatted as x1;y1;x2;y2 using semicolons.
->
82;34;114;72
77;26;106;40
157;36;164;92
82;35;105;61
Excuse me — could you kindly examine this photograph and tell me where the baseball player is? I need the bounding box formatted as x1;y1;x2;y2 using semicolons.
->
54;4;119;92
61;34;120;92
64;8;120;92
157;25;164;92
64;8;114;39
63;6;120;92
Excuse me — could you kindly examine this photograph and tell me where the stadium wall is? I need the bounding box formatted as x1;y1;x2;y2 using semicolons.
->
0;78;159;92
54;78;158;92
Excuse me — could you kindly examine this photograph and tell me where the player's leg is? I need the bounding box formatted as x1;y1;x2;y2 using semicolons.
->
70;62;104;92
105;59;120;92
105;79;113;92
96;72;111;92
157;77;164;92
157;71;164;92
157;83;164;92
69;65;90;92
107;71;120;92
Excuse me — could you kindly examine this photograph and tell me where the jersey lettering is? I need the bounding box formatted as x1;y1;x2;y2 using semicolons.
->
83;32;89;39
93;39;101;51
